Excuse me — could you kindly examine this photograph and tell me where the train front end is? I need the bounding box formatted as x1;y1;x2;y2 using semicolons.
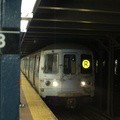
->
40;49;95;108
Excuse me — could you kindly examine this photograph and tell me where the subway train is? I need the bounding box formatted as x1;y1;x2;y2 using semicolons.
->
21;43;95;108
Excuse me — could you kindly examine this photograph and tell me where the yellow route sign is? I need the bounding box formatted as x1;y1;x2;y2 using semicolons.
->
82;59;90;69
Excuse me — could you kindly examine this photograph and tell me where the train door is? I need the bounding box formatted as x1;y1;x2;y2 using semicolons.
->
33;55;40;90
28;57;30;80
61;53;80;91
29;57;32;81
24;58;27;75
22;58;25;73
29;57;35;84
26;57;30;78
33;56;36;87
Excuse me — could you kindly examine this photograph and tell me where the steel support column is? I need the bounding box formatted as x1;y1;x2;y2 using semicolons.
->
97;47;104;110
0;0;21;120
107;39;114;117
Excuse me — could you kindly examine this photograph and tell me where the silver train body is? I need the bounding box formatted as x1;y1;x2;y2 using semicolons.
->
21;43;95;108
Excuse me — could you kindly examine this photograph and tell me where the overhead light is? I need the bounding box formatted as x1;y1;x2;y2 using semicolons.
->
20;0;37;32
20;20;29;32
21;0;36;18
21;13;33;18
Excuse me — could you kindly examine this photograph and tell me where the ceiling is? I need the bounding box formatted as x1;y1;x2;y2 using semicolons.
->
20;0;120;57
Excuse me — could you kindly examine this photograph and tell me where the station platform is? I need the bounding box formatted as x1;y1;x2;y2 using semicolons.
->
20;72;58;120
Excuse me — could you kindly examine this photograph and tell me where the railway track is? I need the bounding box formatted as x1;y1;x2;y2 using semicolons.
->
81;106;112;120
49;105;112;120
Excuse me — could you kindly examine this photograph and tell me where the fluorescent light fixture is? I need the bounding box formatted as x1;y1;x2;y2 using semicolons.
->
20;0;37;32
21;0;36;18
20;20;29;32
21;13;33;18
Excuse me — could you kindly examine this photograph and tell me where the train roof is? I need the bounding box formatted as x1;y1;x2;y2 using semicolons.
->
41;43;91;51
23;43;92;58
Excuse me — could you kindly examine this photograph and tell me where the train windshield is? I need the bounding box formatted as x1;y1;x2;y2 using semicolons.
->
64;54;76;74
44;54;58;73
81;54;92;74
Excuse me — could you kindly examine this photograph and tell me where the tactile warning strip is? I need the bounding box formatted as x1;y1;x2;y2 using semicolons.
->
20;73;58;120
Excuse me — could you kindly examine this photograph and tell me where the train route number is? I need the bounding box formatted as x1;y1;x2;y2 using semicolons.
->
0;34;6;48
82;59;90;69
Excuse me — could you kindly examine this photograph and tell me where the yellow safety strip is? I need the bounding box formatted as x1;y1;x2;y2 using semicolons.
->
21;73;58;120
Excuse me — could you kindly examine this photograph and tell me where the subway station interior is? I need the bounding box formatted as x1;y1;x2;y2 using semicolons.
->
0;0;120;120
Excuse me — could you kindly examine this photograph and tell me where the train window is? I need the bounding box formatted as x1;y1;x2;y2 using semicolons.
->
64;54;76;74
44;54;58;73
81;54;92;74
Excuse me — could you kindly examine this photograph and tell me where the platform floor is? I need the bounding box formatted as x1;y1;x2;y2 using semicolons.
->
20;73;58;120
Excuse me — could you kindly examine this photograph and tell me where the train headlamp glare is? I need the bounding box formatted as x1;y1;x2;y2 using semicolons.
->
53;81;58;87
81;81;86;87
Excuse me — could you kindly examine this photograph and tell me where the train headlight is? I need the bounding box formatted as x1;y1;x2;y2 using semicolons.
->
81;81;86;87
53;81;58;87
